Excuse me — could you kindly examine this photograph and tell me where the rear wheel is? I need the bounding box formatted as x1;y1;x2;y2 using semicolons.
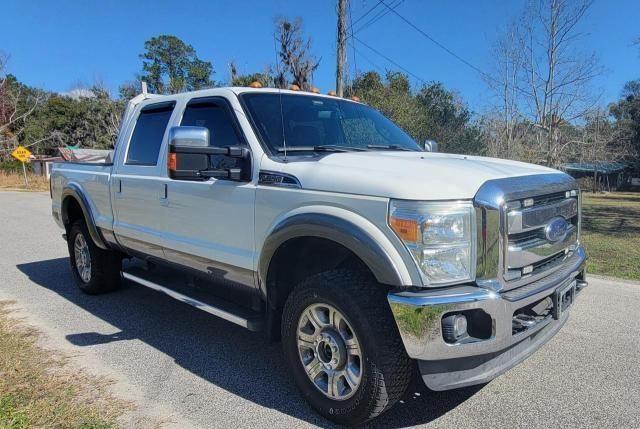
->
281;269;411;426
67;220;122;294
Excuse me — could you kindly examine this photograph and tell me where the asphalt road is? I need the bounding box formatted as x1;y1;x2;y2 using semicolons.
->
1;190;639;428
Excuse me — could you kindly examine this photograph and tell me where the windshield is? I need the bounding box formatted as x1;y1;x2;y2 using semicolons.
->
241;93;422;154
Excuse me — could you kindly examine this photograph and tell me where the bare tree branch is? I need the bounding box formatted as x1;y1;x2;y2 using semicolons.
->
485;0;601;167
274;17;321;90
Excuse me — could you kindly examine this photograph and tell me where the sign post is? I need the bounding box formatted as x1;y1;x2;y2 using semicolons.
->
10;146;32;187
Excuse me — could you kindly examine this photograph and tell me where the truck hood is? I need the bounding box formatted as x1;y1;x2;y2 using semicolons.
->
275;151;560;200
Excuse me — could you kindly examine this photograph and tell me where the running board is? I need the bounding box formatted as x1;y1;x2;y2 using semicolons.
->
121;266;264;331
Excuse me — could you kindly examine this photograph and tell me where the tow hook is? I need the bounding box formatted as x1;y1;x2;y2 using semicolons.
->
576;279;588;292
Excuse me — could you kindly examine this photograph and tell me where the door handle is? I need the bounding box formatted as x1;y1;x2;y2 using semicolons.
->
116;179;122;193
160;183;168;199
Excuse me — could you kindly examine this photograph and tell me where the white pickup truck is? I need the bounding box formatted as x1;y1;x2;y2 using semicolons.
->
51;86;587;425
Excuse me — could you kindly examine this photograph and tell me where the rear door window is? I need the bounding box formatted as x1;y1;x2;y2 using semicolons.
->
126;102;175;166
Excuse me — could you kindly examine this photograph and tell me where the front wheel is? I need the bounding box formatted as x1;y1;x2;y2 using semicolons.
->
281;269;412;426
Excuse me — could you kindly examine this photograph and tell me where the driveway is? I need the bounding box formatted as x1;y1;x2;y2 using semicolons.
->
1;191;639;428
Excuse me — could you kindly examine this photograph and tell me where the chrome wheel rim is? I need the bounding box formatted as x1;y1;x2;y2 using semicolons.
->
74;233;91;283
297;303;363;401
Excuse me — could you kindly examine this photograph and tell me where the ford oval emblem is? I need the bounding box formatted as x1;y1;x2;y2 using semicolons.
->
544;217;569;242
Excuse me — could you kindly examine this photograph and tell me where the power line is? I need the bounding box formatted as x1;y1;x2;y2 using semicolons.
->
348;0;403;39
377;0;493;82
348;1;384;29
351;44;386;75
351;1;530;98
351;0;401;35
356;0;404;33
375;0;535;98
354;36;427;85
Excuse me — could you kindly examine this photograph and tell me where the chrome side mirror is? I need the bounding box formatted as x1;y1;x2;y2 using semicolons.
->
424;140;439;152
168;126;250;182
169;126;210;148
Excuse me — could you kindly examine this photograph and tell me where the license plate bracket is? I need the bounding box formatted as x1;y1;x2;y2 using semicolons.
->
553;280;576;319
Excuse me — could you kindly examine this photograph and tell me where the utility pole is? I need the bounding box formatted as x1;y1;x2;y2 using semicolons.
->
336;0;347;97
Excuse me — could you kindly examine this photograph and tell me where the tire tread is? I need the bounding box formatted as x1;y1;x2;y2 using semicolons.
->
282;268;411;426
67;220;121;294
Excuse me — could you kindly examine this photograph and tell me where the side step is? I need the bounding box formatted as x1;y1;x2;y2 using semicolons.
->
122;263;264;331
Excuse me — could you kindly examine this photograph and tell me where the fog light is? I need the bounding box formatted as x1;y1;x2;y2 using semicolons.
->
442;314;468;343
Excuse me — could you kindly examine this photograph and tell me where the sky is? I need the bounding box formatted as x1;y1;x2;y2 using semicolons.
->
2;0;639;114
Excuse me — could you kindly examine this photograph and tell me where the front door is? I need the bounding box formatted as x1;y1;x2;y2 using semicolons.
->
160;96;256;287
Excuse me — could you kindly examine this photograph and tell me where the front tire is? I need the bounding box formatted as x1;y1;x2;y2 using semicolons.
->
67;220;122;294
281;269;411;426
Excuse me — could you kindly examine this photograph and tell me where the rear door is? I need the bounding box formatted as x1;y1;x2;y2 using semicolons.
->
159;96;256;287
111;101;176;257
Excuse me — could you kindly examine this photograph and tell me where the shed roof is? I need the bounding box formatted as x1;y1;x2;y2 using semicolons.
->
563;162;625;174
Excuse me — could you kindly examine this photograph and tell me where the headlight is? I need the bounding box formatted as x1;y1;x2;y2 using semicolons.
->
389;200;476;286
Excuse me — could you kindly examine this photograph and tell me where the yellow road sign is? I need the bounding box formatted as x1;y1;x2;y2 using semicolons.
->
11;146;32;163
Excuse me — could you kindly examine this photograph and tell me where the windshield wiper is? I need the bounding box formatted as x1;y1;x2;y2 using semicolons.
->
275;145;368;153
366;144;416;151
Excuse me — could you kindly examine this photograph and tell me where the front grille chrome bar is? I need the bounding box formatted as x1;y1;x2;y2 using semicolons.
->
474;173;579;293
507;198;578;234
507;226;577;269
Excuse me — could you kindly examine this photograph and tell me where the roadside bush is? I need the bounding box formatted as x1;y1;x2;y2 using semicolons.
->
0;160;32;173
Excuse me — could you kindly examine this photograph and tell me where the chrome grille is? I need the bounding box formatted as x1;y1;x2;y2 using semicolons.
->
473;173;580;293
503;191;580;283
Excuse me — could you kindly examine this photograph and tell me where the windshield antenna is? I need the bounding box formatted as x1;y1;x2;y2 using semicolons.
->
273;33;287;161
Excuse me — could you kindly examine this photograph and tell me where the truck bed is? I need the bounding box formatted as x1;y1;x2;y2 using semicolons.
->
50;161;114;233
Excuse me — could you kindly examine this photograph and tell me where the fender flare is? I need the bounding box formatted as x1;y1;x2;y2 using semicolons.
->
61;184;108;250
258;212;407;289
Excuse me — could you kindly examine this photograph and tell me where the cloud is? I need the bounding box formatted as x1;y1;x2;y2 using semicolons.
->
59;88;96;100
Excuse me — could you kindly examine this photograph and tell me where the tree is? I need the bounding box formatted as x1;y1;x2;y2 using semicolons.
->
416;83;485;155
140;35;213;94
4;79;126;156
274;18;320;90
118;80;140;100
231;72;274;88
228;60;275;87
484;23;526;160
0;54;48;156
609;79;640;173
351;71;424;141
486;0;601;167
351;71;485;155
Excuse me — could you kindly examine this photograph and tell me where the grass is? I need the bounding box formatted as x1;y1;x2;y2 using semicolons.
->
0;171;49;192
0;301;128;429
581;192;640;281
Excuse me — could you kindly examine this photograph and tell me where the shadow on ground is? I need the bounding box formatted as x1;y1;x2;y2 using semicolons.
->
17;257;482;428
582;205;640;235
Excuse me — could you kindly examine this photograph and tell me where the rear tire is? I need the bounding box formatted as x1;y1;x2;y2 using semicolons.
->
67;220;122;294
281;269;411;426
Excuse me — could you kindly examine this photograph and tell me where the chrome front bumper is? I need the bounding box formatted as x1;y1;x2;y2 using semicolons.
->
388;245;586;391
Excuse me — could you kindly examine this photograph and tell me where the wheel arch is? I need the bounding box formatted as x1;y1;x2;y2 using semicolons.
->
61;184;108;250
258;209;413;326
260;212;408;289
